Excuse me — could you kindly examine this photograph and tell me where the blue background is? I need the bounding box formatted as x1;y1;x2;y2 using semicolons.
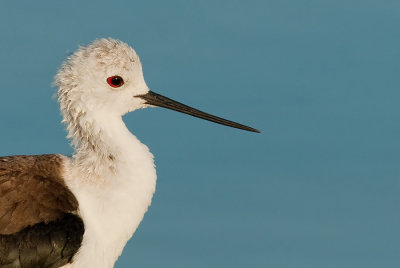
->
0;1;399;267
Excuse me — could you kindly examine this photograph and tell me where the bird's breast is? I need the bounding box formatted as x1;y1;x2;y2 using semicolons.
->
63;152;157;268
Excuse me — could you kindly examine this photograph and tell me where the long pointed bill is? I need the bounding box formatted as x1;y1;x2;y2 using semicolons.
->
138;91;260;133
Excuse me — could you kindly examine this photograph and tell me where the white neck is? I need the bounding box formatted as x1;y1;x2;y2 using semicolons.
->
63;112;157;268
71;112;132;179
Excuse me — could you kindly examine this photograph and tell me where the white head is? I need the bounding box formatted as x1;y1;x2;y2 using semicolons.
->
55;38;258;149
55;38;149;119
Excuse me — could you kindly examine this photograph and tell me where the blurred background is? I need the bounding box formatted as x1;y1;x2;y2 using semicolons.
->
0;0;399;267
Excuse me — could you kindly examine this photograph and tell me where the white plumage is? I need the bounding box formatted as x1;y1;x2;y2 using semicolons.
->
56;39;157;267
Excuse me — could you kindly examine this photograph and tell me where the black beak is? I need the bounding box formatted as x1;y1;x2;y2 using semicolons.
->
138;91;260;133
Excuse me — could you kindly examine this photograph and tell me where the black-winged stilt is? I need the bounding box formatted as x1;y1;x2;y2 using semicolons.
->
0;38;259;268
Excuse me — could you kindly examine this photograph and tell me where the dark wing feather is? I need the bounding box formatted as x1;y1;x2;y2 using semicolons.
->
0;213;84;268
0;155;84;268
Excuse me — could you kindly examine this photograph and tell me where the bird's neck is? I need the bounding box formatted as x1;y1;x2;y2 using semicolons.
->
63;112;158;267
67;111;152;182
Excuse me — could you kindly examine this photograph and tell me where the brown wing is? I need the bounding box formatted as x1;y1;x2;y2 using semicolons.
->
0;154;84;268
0;154;78;234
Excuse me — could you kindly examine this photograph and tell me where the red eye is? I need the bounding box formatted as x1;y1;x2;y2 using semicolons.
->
107;76;124;88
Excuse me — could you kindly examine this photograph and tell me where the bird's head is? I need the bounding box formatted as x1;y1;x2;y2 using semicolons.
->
55;38;148;117
55;38;259;133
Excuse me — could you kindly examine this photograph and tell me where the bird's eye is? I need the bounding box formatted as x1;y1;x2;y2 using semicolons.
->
107;76;124;88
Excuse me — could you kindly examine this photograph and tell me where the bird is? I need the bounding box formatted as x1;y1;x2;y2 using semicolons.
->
0;38;259;268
